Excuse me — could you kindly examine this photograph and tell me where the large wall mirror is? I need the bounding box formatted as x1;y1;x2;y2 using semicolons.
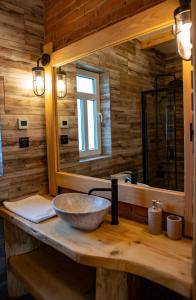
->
56;27;184;192
45;0;193;236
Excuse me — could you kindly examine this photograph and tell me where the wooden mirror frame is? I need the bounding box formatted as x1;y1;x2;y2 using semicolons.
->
44;0;193;237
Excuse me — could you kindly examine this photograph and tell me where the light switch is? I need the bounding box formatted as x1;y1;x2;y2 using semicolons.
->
18;118;29;129
60;117;69;129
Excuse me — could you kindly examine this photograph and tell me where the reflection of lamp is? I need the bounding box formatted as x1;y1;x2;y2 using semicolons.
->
57;67;67;98
174;0;192;61
32;53;50;96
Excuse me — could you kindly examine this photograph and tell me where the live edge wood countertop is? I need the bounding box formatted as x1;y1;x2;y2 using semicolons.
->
0;206;193;298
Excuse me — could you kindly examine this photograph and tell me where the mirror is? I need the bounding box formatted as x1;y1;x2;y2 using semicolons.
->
56;27;183;192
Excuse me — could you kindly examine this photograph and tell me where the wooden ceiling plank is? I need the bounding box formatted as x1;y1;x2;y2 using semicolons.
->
140;30;175;49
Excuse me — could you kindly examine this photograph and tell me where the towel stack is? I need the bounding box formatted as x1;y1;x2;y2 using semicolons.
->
3;195;56;223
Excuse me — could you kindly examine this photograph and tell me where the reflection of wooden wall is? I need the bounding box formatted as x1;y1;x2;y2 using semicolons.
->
45;0;164;50
58;40;168;179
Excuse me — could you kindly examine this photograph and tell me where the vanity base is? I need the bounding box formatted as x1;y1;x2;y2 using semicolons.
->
96;267;128;300
0;205;192;299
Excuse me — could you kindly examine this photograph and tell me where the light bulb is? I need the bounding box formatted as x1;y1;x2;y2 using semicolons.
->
174;9;192;61
32;67;45;96
176;22;192;60
56;69;67;98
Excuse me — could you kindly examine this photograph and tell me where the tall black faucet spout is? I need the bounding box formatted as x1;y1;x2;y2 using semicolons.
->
111;179;118;225
88;178;119;225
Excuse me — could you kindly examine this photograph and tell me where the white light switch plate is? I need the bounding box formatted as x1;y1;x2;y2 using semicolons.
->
18;118;29;129
60;117;69;128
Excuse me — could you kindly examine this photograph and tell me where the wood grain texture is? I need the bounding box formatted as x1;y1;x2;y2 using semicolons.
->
0;0;47;202
56;172;185;216
9;245;95;300
183;60;193;237
50;0;178;67
192;0;196;298
4;220;41;297
44;43;58;196
0;207;192;298
44;0;165;50
96;268;128;300
140;30;174;49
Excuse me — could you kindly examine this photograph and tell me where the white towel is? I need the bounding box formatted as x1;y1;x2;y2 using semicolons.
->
3;195;56;223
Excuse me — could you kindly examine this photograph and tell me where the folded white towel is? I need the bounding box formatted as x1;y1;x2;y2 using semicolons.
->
3;195;56;223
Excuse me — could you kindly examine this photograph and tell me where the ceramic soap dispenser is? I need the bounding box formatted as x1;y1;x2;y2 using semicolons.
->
148;200;162;235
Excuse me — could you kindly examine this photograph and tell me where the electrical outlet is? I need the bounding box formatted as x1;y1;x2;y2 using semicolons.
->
60;135;68;145
19;137;29;148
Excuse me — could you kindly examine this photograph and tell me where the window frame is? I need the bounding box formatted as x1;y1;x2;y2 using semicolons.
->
76;68;102;158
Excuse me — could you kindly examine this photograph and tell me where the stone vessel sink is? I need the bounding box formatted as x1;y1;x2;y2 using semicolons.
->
52;193;111;231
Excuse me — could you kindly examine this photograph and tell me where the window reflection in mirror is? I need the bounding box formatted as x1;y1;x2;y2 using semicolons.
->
56;26;184;192
76;69;101;157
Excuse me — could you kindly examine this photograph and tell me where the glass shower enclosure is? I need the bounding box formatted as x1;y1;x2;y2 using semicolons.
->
142;78;184;192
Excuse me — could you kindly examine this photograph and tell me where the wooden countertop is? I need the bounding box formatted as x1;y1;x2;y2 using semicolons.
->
0;206;192;298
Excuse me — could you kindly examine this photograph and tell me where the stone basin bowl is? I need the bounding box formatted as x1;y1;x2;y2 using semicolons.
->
52;193;111;231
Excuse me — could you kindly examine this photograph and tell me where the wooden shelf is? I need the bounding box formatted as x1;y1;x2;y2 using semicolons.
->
9;246;95;300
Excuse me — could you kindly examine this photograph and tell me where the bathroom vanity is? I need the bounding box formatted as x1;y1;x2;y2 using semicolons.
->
0;197;192;300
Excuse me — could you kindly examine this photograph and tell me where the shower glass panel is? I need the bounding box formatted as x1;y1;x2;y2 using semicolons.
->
142;80;183;191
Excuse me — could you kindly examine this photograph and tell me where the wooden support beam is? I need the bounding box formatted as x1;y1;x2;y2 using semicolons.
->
191;0;196;298
183;60;193;237
140;30;174;49
96;268;128;300
44;42;58;196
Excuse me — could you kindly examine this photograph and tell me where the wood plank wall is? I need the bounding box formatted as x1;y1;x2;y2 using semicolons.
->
0;1;45;296
44;0;165;50
0;0;46;202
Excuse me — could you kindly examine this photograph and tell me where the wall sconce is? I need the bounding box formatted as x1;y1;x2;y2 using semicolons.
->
174;0;192;60
32;53;50;96
56;67;67;98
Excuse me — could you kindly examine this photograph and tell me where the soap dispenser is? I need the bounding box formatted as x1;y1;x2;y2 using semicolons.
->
148;200;162;235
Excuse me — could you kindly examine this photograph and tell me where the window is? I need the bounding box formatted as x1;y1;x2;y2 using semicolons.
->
76;69;101;158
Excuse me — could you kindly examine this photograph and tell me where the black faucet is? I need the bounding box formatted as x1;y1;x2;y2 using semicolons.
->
88;178;119;225
125;172;137;184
